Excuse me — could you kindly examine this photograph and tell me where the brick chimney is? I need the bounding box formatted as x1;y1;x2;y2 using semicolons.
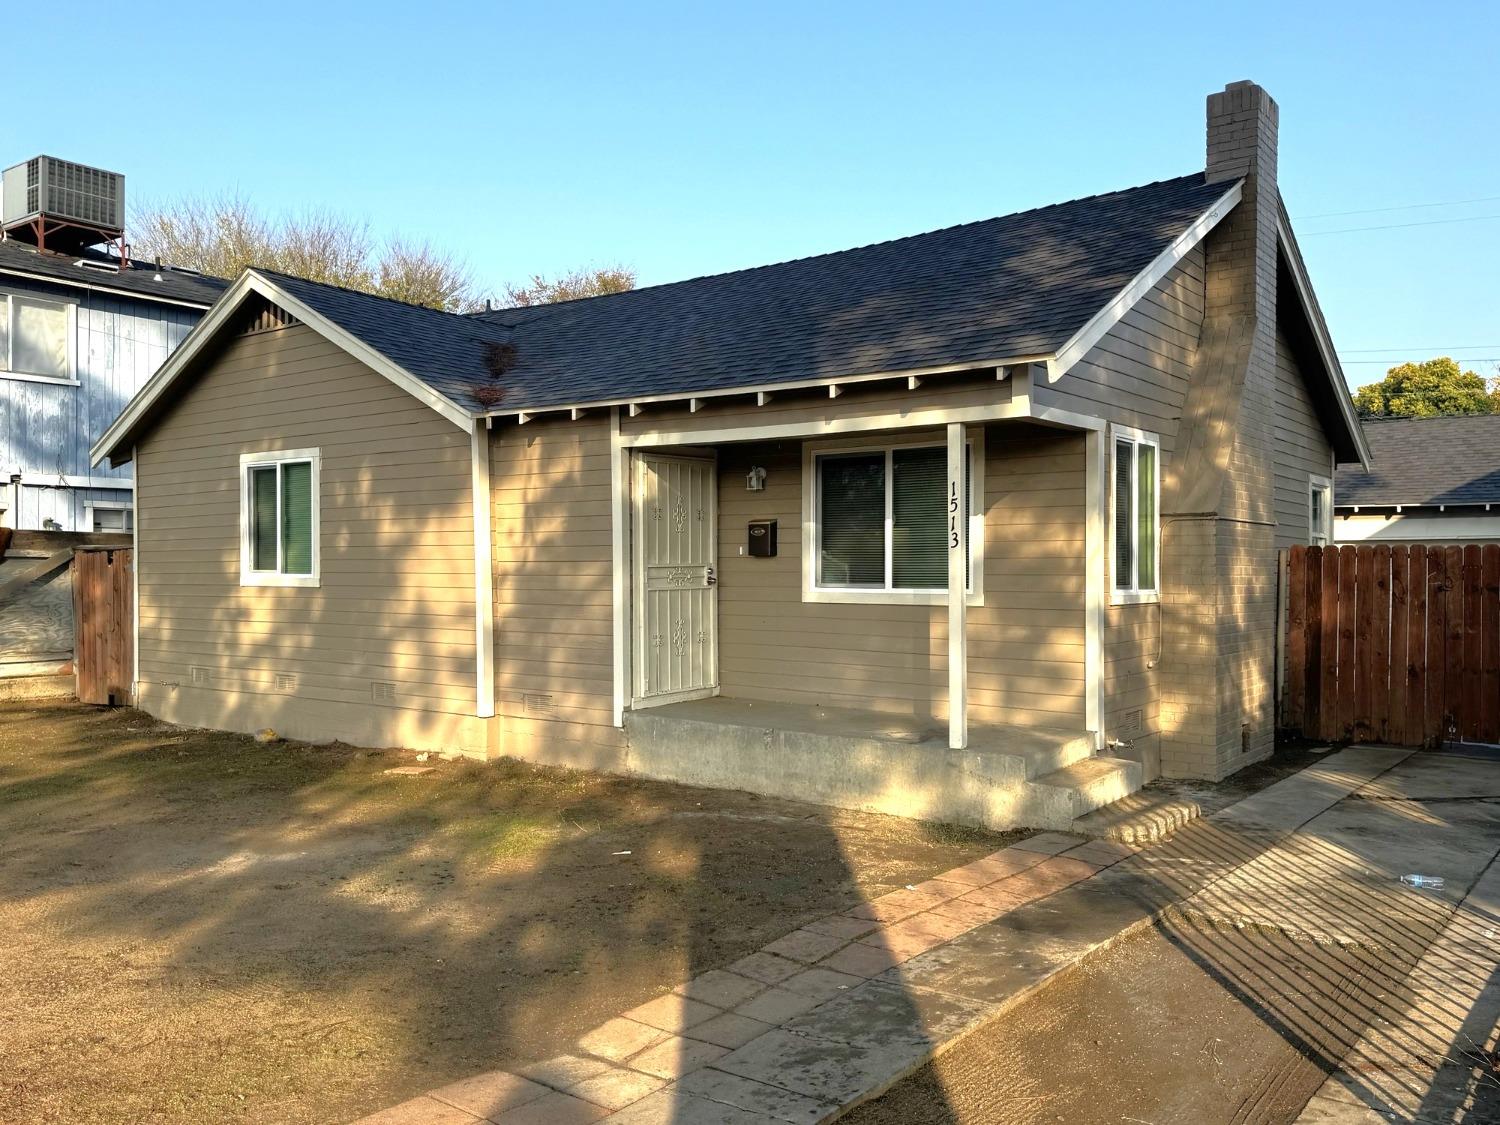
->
1203;81;1279;325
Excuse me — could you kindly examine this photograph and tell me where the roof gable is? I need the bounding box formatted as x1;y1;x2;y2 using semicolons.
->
91;271;473;467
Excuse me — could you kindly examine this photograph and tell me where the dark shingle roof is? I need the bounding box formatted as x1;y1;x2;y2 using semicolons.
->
262;173;1233;413
1337;416;1500;507
0;238;226;306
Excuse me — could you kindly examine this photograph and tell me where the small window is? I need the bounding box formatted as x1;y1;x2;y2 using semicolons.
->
1112;428;1160;603
85;503;133;533
806;435;982;604
240;449;320;587
0;292;75;382
1309;475;1333;546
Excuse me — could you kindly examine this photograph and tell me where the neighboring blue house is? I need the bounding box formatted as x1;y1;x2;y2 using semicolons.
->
1;159;224;533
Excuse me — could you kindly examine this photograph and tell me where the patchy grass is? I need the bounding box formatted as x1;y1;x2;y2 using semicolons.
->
0;701;1015;1124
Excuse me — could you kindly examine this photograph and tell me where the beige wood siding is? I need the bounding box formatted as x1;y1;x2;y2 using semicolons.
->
1271;326;1333;548
715;423;1085;730
136;322;476;716
1034;251;1210;775
488;417;623;765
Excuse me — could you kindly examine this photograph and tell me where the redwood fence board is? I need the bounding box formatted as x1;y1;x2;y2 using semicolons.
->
72;548;134;707
1282;543;1500;747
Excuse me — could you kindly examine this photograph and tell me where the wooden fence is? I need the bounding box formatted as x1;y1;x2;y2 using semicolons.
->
73;547;134;706
1282;544;1500;746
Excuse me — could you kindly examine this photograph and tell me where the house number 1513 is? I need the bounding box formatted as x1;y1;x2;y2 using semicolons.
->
950;481;960;549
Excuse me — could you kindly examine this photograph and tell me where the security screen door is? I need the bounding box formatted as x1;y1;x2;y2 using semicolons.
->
633;452;718;703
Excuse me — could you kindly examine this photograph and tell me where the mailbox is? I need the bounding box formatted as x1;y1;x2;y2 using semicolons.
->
748;519;777;557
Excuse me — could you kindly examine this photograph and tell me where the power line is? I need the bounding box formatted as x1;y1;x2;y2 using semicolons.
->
1302;213;1500;236
1342;345;1500;353
1295;192;1500;220
1340;357;1500;365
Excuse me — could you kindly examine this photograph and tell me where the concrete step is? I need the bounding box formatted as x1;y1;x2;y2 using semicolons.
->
1007;729;1098;780
1020;756;1144;830
1070;787;1204;845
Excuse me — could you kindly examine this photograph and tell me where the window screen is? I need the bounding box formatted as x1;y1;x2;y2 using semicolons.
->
280;461;313;575
250;466;278;571
10;296;69;378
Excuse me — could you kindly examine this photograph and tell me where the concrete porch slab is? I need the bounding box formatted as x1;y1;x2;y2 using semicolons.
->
623;695;1116;831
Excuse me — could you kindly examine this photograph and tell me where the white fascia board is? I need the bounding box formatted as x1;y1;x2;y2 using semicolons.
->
482;355;1051;422
92;271;475;467
1049;182;1243;381
1275;212;1373;470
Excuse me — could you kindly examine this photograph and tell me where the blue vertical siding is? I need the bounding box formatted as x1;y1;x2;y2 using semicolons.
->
1;274;203;531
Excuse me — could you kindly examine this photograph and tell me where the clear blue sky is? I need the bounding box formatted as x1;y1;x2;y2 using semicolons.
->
9;1;1497;389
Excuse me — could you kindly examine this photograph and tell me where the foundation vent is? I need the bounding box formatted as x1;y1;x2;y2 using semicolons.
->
371;681;397;704
189;665;211;686
274;672;298;694
523;693;555;716
1117;709;1144;739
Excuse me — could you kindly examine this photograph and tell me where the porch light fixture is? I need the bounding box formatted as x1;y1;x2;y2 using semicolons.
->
746;466;768;492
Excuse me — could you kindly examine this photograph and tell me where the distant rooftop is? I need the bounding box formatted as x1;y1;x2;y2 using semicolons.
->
1337;415;1500;508
0;237;225;307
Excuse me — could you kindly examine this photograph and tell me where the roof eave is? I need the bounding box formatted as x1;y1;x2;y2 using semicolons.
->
1275;208;1372;470
0;261;217;310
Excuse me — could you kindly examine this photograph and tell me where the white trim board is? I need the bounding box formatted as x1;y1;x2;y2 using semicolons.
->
91;270;473;468
1049;182;1243;380
470;422;496;718
19;473;133;490
237;447;321;589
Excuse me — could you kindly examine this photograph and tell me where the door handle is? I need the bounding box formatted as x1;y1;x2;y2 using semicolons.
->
705;567;717;586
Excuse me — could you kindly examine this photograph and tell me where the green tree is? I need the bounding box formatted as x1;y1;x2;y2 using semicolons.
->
1352;357;1498;418
501;264;637;307
132;194;479;312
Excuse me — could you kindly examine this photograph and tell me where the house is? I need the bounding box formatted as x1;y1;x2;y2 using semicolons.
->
91;81;1369;830
1;156;224;534
1335;415;1500;545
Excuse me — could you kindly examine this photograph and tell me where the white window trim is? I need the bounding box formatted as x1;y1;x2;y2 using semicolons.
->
0;292;79;385
1309;473;1333;546
239;448;321;588
801;429;985;606
1109;424;1161;606
84;499;133;533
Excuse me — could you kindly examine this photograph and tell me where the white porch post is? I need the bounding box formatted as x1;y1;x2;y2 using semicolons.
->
1085;428;1105;748
947;422;968;749
610;406;629;727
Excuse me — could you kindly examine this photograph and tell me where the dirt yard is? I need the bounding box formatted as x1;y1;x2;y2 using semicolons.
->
0;701;1013;1124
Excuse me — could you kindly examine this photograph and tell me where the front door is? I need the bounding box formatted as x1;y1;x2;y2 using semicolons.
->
633;452;718;704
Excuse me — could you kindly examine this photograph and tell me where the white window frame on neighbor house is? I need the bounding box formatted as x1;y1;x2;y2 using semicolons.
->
1110;425;1161;605
0;291;79;385
239;448;321;588
1308;474;1333;546
802;429;985;606
83;500;133;533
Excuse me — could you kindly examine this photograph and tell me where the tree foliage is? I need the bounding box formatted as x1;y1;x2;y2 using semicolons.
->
131;194;479;312
501;264;637;307
1352;356;1500;418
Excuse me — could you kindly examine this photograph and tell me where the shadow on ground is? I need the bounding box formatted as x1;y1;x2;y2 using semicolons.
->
0;701;993;1123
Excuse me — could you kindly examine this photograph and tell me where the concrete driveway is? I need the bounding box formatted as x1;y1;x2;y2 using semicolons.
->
845;748;1500;1125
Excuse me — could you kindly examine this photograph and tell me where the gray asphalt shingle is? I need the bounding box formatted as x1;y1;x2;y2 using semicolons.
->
1337;415;1500;508
261;172;1234;413
0;239;225;306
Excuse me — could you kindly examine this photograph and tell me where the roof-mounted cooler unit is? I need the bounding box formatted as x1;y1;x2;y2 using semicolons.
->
2;155;125;255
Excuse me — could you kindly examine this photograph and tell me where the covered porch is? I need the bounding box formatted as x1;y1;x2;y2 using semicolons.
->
587;364;1137;829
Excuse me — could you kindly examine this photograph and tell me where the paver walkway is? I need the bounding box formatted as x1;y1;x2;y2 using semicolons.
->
355;746;1413;1125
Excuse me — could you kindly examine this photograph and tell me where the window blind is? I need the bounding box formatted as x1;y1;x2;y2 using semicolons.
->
891;447;946;588
250;467;278;571
1114;439;1134;589
1137;443;1156;590
280;462;314;575
818;453;885;586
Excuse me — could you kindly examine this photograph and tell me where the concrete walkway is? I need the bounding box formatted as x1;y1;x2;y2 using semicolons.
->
356;745;1435;1125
